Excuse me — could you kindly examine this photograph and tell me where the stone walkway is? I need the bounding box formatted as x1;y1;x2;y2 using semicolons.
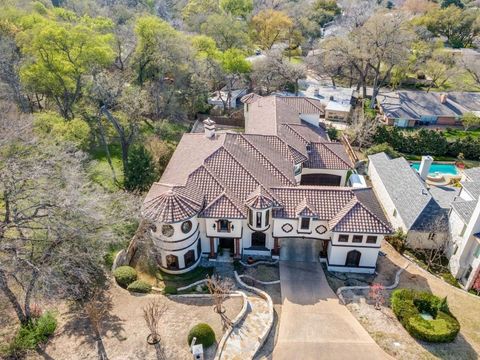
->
218;291;271;360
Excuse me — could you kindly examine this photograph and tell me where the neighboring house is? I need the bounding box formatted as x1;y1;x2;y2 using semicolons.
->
368;153;451;249
208;89;247;110
376;91;480;128
325;100;351;122
448;167;480;290
141;102;392;275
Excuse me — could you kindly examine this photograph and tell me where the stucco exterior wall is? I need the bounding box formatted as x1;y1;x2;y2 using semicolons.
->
273;218;331;239
299;113;319;127
406;230;448;250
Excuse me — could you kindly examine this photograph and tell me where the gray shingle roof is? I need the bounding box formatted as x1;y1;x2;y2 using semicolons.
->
462;181;480;200
368;152;432;230
452;200;476;224
377;91;480;120
463;167;480;182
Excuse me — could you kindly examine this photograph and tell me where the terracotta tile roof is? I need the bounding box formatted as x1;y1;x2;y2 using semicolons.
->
278;96;325;115
142;186;203;223
329;199;392;234
305;142;353;170
240;93;262;104
201;192;245;218
245;186;275;209
295;197;319;218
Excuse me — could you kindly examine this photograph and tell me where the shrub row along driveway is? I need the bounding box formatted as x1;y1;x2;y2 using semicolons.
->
272;261;392;360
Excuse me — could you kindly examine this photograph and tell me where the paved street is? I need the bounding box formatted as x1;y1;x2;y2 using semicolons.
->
272;260;392;360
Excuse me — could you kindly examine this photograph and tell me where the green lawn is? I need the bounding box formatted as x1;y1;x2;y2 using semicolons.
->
156;266;214;289
88;144;124;192
443;128;480;141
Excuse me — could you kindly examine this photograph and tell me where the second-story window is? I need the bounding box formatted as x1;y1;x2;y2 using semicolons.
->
218;219;230;232
265;210;270;226
300;217;310;230
256;212;262;227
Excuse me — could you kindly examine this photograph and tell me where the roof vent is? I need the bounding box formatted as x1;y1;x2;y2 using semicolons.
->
440;94;447;104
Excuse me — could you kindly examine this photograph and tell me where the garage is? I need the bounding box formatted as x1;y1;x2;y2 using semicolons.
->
300;173;341;186
279;238;323;262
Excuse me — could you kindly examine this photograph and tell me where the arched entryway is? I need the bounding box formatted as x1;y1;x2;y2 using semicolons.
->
345;250;361;267
251;231;266;248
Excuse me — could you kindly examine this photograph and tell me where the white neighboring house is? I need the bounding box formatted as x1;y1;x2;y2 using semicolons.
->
141;99;392;275
368;153;451;249
448;168;480;290
208;88;248;110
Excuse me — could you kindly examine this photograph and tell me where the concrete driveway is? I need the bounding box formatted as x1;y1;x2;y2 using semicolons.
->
272;261;392;360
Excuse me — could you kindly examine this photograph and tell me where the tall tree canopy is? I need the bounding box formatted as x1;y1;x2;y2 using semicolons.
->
17;12;114;119
250;9;294;50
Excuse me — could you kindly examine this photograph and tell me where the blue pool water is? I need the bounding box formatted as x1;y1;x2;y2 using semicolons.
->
411;162;458;176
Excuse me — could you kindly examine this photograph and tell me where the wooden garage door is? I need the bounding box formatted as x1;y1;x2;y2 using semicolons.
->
300;174;341;186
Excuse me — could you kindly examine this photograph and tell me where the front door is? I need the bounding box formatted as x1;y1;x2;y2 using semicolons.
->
219;238;234;251
251;232;266;248
345;250;361;267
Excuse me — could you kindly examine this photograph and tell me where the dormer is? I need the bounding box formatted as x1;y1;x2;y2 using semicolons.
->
245;186;274;231
295;197;318;233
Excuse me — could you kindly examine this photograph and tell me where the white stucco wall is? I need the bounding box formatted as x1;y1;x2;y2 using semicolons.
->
299;113;320;127
273;218;331;239
406;230;448;250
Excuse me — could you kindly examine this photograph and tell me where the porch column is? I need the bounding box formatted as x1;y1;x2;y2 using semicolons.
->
209;237;215;258
234;238;240;259
273;237;280;256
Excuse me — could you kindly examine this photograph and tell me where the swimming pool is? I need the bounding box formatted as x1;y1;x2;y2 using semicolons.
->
411;162;458;176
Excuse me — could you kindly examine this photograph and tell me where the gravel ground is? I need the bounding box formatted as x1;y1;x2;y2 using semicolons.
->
20;285;242;360
338;243;480;360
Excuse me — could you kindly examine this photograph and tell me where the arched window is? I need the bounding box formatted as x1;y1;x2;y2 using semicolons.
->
166;254;179;270
184;250;195;268
345;250;361;267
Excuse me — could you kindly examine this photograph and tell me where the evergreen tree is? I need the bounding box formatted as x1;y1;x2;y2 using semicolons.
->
124;146;157;192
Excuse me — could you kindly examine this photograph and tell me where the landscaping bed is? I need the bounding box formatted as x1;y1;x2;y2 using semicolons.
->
32;286;243;360
391;289;460;343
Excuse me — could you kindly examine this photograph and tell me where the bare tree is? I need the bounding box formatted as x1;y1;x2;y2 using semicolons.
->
346;100;379;149
143;300;167;344
206;275;234;330
459;52;480;88
84;290;112;360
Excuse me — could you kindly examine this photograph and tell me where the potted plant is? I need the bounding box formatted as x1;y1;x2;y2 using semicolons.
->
247;256;255;265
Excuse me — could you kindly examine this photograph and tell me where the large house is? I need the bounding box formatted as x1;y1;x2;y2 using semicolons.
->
141;95;392;275
448;167;480;290
376;91;480;128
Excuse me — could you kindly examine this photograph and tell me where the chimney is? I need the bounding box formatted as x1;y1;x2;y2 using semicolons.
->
203;118;216;139
440;94;447;104
314;88;319;97
418;155;433;180
329;95;335;101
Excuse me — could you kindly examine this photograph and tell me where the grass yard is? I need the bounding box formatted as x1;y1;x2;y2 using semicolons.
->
88;144;124;192
443;128;480;141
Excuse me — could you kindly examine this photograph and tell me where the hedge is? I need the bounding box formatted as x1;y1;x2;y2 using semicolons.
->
163;285;177;295
391;289;460;343
113;266;137;288
127;280;152;293
373;126;480;160
187;323;215;348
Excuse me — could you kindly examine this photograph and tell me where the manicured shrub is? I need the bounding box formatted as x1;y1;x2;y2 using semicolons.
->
113;266;137;288
127;280;152;293
187;323;215;348
8;312;57;354
163;285;177;295
391;289;460;343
